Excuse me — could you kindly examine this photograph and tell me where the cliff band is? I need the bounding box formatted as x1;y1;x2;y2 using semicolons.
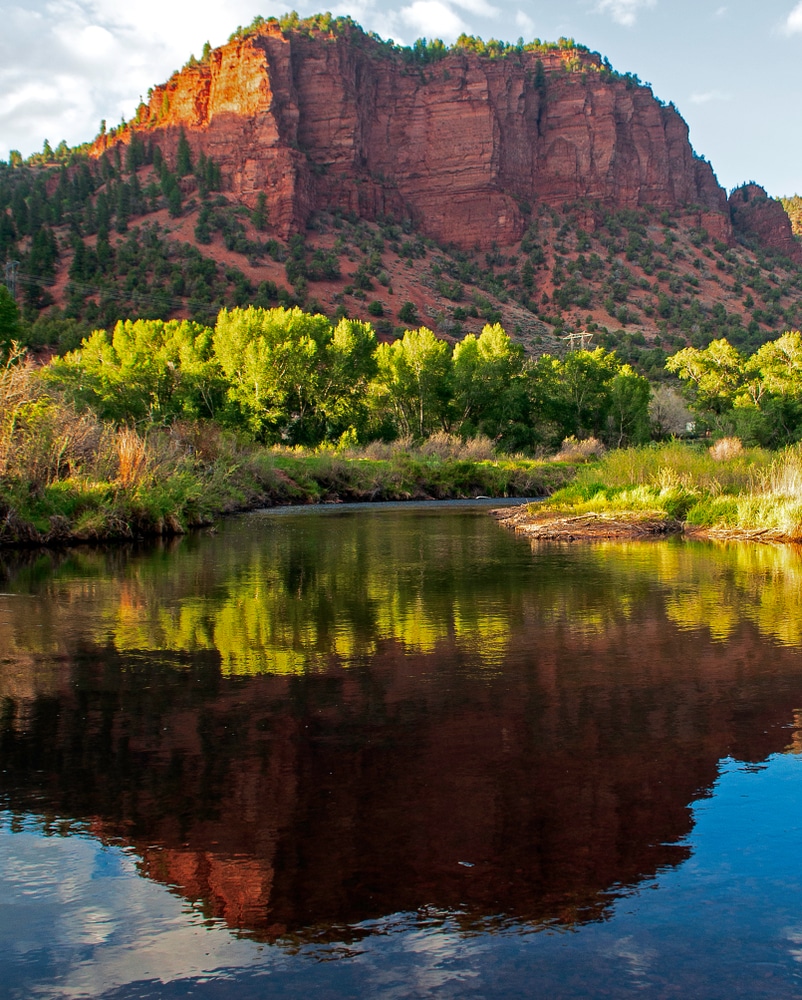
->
92;23;733;250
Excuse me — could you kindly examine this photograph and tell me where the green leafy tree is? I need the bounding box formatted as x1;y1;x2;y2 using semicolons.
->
452;323;527;443
176;128;193;177
46;319;220;423
251;191;268;230
371;327;452;438
213;306;333;442
317;318;378;440
527;347;649;447
666;339;758;414
398;301;418;325
606;366;652;446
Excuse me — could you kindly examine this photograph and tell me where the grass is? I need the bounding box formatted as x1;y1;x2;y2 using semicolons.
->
533;440;802;541
0;368;574;546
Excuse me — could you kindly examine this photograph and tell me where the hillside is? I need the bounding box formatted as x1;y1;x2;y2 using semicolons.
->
1;13;802;373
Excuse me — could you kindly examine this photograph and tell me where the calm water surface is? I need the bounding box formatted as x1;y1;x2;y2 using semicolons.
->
2;503;802;998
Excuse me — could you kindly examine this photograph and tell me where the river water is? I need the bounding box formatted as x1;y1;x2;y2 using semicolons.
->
2;502;802;999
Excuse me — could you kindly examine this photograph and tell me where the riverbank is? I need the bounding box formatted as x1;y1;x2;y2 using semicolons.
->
0;431;576;547
496;441;802;544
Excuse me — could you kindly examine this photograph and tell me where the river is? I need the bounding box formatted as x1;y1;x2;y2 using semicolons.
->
2;502;802;998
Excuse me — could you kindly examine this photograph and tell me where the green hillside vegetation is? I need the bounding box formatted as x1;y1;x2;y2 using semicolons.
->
3;293;802;544
3;93;802;373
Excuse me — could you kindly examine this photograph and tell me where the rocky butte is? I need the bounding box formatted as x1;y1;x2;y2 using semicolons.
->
92;17;737;252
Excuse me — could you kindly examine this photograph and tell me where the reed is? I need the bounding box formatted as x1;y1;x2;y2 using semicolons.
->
537;441;802;541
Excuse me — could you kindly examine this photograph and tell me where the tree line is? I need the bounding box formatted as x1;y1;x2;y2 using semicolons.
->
668;333;802;445
40;306;651;451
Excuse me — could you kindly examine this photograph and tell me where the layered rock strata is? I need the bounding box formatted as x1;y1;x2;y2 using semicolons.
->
93;24;732;249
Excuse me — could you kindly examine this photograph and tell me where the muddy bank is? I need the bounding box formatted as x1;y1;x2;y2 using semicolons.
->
493;505;802;544
493;505;681;541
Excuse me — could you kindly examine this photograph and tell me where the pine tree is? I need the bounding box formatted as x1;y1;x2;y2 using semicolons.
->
0;284;20;351
176;129;192;176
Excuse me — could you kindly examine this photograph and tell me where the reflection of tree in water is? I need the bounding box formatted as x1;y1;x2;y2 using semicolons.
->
2;513;802;943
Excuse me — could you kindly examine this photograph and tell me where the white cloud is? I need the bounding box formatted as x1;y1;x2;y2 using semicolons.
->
715;5;728;16
451;0;501;16
786;1;802;33
689;89;731;104
596;0;656;27
515;9;536;35
0;0;262;159
400;0;470;39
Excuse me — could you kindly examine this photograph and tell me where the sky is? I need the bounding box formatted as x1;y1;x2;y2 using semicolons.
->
1;0;801;197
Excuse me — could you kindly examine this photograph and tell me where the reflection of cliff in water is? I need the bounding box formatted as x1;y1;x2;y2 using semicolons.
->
1;510;802;942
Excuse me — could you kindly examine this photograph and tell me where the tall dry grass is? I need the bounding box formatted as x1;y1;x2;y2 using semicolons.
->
115;428;150;488
0;352;103;488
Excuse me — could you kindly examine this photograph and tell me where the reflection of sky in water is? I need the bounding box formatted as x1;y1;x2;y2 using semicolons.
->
4;753;802;999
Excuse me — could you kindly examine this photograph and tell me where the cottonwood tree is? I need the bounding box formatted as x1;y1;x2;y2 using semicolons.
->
46;319;220;423
452;323;528;445
371;327;451;438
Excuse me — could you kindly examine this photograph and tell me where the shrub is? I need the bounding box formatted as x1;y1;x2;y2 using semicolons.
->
553;436;605;463
709;437;743;461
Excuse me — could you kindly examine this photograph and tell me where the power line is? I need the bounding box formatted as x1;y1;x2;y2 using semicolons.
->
11;266;224;319
3;260;20;301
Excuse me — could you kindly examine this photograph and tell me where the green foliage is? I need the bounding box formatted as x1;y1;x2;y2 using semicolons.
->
176;128;193;177
212;306;374;443
527;347;651;448
372;327;452;438
452;324;528;446
666;332;802;445
0;285;21;351
47;318;222;423
398;301;418;324
251;191;268;230
781;195;802;237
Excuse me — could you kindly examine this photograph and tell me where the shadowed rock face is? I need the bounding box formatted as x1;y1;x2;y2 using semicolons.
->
4;520;802;945
92;25;730;249
729;183;802;263
3;620;802;942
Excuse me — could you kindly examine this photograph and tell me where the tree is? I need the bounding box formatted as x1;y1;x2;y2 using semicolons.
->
46;319;220;423
176;128;192;177
606;365;652;446
371;327;452;438
665;338;755;414
251;192;268;230
317;319;378;440
452;324;527;443
398;301;418;325
213;306;334;442
649;385;693;438
0;285;21;353
526;347;650;447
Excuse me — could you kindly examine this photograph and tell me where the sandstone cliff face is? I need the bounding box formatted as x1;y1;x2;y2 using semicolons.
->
729;184;802;263
93;25;731;249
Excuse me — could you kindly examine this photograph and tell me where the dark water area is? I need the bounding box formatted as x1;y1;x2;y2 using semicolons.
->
2;503;802;998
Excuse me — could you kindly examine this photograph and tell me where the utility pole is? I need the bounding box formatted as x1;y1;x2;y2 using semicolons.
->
561;330;593;352
3;260;20;301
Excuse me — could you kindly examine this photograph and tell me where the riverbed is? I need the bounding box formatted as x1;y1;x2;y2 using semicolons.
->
2;503;802;998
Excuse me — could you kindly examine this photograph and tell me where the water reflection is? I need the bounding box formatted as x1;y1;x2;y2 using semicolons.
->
2;507;802;996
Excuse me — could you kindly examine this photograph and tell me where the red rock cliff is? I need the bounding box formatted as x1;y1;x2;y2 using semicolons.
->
729;184;802;263
92;23;730;249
